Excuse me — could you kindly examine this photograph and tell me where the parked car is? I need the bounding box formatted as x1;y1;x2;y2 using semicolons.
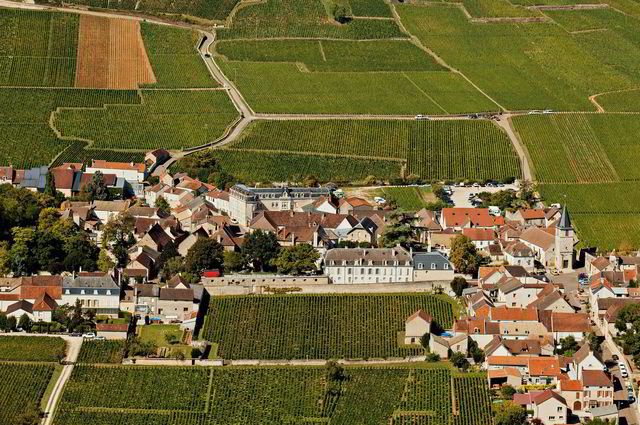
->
415;114;428;120
71;332;82;337
82;333;96;339
612;354;619;361
95;336;106;341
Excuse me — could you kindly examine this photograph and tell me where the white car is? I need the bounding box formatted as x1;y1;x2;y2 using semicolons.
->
415;114;428;120
373;197;386;204
82;333;96;339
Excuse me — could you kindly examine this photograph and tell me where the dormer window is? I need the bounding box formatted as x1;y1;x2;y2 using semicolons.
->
431;263;436;270
65;289;70;295
418;263;423;270
106;290;111;295
80;290;85;295
444;264;448;270
94;290;98;295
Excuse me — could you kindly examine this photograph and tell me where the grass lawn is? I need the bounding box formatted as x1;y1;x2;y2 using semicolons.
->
40;364;63;410
378;186;435;212
138;324;192;357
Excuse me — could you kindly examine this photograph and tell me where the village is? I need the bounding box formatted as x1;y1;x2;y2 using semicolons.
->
0;155;639;425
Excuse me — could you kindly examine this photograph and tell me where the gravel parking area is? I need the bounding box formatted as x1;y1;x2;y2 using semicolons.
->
449;184;518;207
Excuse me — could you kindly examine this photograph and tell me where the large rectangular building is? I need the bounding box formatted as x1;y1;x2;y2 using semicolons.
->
324;247;412;284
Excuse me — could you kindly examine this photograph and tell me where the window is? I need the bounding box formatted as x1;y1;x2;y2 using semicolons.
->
375;269;379;275
418;263;423;270
183;307;188;312
65;289;70;295
431;263;436;270
444;264;448;269
557;407;562;412
360;268;364;274
549;417;555;421
93;290;98;295
80;290;85;295
106;290;111;295
347;268;352;274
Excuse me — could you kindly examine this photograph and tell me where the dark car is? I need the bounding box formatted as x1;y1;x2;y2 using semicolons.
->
612;354;619;361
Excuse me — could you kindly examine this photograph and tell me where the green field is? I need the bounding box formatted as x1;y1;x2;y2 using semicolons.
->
379;186;435;211
215;39;444;72
396;3;638;111
55;90;238;150
0;9;78;87
218;0;405;40
214;148;403;183
513;113;640;249
540;183;640;250
53;364;492;425
0;88;140;167
219;60;498;114
460;0;538;18
225;119;520;181
51;141;147;168
76;340;126;364
0;363;55;424
141;23;218;88
35;0;239;21
512;113;640;183
595;90;640;112
0;335;66;362
203;293;454;359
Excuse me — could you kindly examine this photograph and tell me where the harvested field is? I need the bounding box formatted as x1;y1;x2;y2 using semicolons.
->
75;15;155;89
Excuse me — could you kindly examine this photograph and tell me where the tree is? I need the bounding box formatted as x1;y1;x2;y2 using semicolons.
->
7;315;17;331
63;233;99;272
587;332;602;354
425;352;440;362
165;334;179;345
494;401;526;425
326;361;346;382
420;333;430;348
629;279;638;288
224;250;246;272
0;241;10;276
272;244;320;275
243;230;280;272
584;419;614;425
163;256;185;280
0;312;8;332
85;171;109;202
10;227;37;276
44;172;56;198
155;197;170;216
97;250;116;272
18;313;32;332
158;240;179;270
450;276;469;297
379;212;415;248
101;213;135;267
558;336;579;356
332;4;349;23
450;351;469;370
184;238;224;276
500;385;517;399
450;235;485;276
468;339;485;363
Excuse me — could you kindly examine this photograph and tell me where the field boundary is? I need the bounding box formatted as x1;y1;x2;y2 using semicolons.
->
219;146;406;162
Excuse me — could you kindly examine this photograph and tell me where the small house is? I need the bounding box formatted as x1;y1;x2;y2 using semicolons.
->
404;309;432;345
96;323;129;340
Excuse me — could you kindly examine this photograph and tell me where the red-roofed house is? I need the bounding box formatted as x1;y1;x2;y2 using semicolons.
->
507;209;547;226
489;306;538;322
404;309;432;344
440;208;495;230
86;159;146;183
530;390;567;425
462;228;495;249
96;323;129;339
32;293;58;322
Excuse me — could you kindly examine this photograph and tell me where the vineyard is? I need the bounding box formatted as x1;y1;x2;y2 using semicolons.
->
460;0;537;18
380;186;435;211
141;23;218;88
540;183;640;250
0;9;78;87
202;293;454;359
76;340;126;364
0;88;140;167
596;90;640;112
223;119;519;182
217;60;498;115
396;3;638;111
215;39;443;72
0;363;55;424
218;0;405;40
52;364;491;425
213;148;402;183
55;90;238;150
52;141;147;168
36;0;239;21
0;335;66;361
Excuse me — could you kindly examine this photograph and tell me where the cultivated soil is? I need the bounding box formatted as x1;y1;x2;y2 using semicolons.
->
75;15;156;89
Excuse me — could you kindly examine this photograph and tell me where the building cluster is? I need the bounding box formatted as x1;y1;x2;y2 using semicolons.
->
417;206;575;273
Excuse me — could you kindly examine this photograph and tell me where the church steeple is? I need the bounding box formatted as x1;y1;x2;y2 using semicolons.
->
557;205;571;230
